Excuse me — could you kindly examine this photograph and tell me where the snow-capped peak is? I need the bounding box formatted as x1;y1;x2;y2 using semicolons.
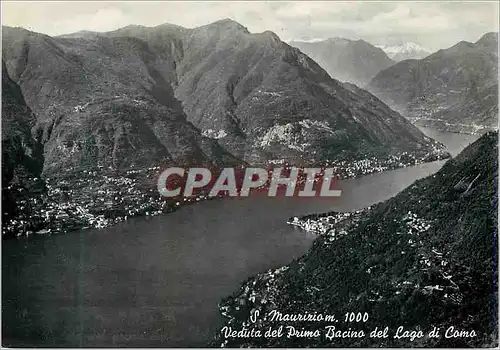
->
376;42;432;61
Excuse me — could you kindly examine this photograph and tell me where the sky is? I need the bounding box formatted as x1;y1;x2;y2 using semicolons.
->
2;1;499;51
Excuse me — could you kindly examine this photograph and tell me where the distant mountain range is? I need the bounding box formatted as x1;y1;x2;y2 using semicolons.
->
368;32;498;134
289;37;395;87
376;42;432;61
2;20;442;178
215;130;498;347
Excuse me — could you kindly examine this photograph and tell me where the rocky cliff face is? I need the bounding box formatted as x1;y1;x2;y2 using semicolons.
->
2;20;444;177
368;33;498;134
289;38;395;88
215;131;498;347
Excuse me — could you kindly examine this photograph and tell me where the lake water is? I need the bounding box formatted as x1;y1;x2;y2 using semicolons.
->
1;128;479;347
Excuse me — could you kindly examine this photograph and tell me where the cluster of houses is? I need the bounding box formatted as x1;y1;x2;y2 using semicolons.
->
3;166;208;237
287;209;369;237
323;148;448;179
268;145;448;181
4;139;447;238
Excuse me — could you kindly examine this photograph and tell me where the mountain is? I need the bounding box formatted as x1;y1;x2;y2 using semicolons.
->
368;33;498;134
2;21;445;175
2;25;241;176
289;37;395;87
215;131;498;347
2;61;44;184
2;61;45;233
106;21;443;164
377;42;432;61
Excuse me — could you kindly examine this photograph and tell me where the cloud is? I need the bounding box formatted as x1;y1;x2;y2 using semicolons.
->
49;7;131;34
2;1;498;50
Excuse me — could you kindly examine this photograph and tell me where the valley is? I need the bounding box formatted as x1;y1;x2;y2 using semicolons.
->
368;32;498;134
1;8;497;349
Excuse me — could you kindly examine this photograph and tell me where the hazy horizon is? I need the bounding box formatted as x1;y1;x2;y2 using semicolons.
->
2;1;499;51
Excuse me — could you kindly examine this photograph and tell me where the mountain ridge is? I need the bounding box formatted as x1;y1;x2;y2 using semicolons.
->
2;25;243;175
214;130;498;347
368;32;498;134
289;37;395;87
2;21;445;175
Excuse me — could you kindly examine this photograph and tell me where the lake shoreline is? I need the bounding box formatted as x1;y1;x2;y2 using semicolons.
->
2;128;481;347
3;145;449;240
